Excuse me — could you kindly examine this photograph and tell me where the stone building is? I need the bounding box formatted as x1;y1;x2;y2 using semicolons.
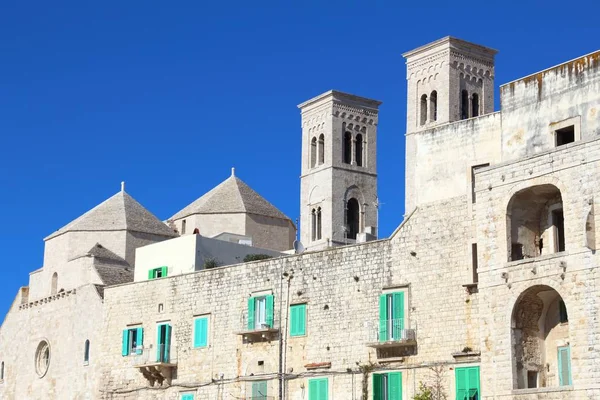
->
1;36;600;400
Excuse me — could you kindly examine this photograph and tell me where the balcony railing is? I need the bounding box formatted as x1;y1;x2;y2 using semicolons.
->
366;319;417;348
130;344;178;386
236;314;279;343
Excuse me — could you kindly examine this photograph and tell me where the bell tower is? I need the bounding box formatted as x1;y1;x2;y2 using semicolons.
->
298;90;382;251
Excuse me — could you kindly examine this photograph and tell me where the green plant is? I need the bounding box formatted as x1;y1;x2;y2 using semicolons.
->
413;382;434;400
203;258;220;269
243;254;273;262
357;362;376;400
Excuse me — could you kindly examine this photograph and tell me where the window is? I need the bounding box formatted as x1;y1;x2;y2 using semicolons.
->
149;266;168;280
157;323;172;363
420;94;428;125
311;209;317;241
471;163;489;203
1;361;4;381
308;378;328;400
471;93;479;117
34;340;50;378
346;198;360;240
559;300;568;323
471;243;478;284
430;91;437;122
290;304;307;337
180;393;195;400
378;292;404;342
461;90;469;120
252;380;268;400
51;272;58;295
193;316;209;348
557;346;572;386
182;219;186;234
311;137;317;168
83;340;90;365
455;366;480;400
343;132;352;164
355;134;363;167
316;207;322;240
247;295;274;330
527;371;538;388
552;209;565;252
555;126;575;146
121;327;143;356
373;372;402;400
318;134;325;165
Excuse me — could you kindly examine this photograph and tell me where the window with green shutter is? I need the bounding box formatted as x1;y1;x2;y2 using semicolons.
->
180;393;194;400
290;304;307;337
156;323;172;363
558;345;572;386
308;378;328;400
378;292;404;342
121;327;144;356
372;372;402;400
248;294;274;330
148;266;168;280
455;366;480;400
193;316;208;348
251;380;268;399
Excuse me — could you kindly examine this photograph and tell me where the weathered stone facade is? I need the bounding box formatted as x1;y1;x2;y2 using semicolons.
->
1;36;600;400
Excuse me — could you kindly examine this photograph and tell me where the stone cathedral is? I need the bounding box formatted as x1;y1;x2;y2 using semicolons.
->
1;36;600;400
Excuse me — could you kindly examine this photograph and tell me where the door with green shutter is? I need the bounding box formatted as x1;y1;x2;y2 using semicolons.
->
157;323;172;363
308;378;328;400
379;292;405;342
193;316;208;348
251;380;268;399
372;372;402;400
455;366;480;400
248;295;275;330
557;345;572;386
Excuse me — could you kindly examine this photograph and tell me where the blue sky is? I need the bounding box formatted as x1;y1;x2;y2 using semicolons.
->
0;1;598;318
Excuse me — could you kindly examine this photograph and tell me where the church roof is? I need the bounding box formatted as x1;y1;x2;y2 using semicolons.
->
45;190;177;240
170;172;291;221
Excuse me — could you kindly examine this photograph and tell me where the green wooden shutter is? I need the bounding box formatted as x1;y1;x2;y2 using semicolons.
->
388;372;402;399
318;378;328;400
136;327;143;355
290;304;306;336
164;324;172;362
148;269;154;280
308;379;319;400
121;329;129;356
266;294;274;328
247;297;255;330
456;368;467;400
392;292;404;338
379;294;388;342
467;367;480;397
372;373;383;400
252;380;267;399
161;266;168;277
298;304;306;335
290;305;298;336
558;346;572;386
194;317;208;348
156;325;163;362
181;394;194;400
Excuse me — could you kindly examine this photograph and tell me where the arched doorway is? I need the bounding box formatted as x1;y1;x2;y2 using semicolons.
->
346;198;360;240
512;285;571;389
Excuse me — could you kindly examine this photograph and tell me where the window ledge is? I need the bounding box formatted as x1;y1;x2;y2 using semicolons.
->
305;362;331;370
507;251;567;267
451;351;481;359
512;386;573;395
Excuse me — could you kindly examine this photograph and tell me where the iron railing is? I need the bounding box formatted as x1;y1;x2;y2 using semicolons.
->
367;318;416;343
129;344;178;366
240;314;279;332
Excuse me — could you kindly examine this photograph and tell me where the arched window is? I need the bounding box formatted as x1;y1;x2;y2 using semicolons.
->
472;93;479;117
461;90;469;120
430;91;438;122
311;209;316;241
343;132;352;164
84;340;90;365
507;184;564;261
318;134;325;165
316;207;322;240
51;272;58;295
355;134;363;167
346;198;360;240
420;94;428;125
512;286;571;388
310;137;317;168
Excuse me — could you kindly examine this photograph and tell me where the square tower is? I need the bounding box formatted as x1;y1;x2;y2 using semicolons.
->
298;90;382;251
403;36;497;134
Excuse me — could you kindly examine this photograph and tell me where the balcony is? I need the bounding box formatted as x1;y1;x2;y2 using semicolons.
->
366;319;417;358
235;314;279;343
130;344;178;386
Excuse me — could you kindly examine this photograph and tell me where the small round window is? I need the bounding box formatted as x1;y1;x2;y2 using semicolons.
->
35;341;50;378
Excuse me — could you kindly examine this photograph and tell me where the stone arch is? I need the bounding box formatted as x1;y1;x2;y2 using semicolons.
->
343;131;352;164
308;185;322;205
346;198;360;240
511;285;571;389
318;134;325;165
420;94;428;125
51;272;58;295
355;133;363;167
310;137;317;168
